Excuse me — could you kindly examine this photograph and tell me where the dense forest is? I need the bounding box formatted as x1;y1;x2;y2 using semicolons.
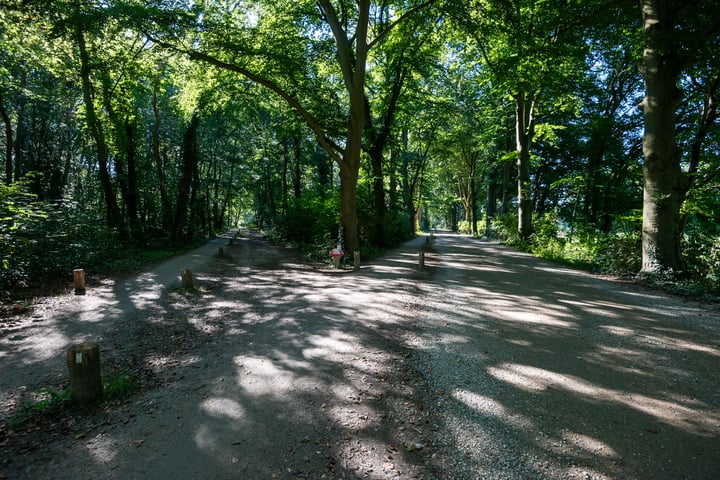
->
0;0;718;299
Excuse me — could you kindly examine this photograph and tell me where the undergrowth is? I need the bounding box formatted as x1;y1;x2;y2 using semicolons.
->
8;372;139;429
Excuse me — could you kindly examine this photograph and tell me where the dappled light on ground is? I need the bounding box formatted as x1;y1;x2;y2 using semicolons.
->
414;233;720;479
2;231;718;479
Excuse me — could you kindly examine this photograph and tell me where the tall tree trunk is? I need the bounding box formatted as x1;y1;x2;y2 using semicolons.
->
173;112;200;243
638;0;686;273
75;27;130;241
515;91;536;240
124;118;140;234
0;92;13;185
151;87;173;232
281;141;290;213
318;0;369;253
293;135;302;199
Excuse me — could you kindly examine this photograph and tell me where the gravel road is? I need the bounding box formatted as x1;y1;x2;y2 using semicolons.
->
1;231;719;479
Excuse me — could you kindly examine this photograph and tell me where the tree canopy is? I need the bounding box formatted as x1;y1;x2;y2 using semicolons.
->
1;0;719;296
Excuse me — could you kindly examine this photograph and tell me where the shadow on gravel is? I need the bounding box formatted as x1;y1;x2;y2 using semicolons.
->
1;233;441;479
417;233;720;479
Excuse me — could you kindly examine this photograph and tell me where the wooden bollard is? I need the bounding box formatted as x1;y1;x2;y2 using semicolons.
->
419;251;425;270
353;251;360;271
218;246;224;256
229;238;234;245
73;269;86;295
181;269;194;288
67;343;102;404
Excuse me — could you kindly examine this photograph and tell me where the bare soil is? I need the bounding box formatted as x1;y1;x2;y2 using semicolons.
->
1;231;719;479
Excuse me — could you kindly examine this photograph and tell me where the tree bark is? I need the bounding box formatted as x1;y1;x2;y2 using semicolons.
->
318;0;370;253
515;91;536;240
75;27;130;242
638;0;686;273
173;112;200;243
152;86;173;232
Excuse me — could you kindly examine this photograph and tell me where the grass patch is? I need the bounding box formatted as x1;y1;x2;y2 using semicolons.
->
103;372;138;401
9;387;72;428
9;371;139;428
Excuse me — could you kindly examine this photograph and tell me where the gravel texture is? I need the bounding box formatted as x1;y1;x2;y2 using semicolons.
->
1;231;719;479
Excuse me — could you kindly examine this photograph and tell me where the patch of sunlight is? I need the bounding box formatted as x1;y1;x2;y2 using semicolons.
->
11;330;70;364
557;299;624;318
194;424;217;451
234;355;296;396
452;389;534;430
600;325;635;336
437;333;472;345
487;363;720;435
506;339;533;347
496;309;576;328
303;331;359;358
86;433;119;464
561;431;619;458
638;334;720;357
200;397;246;420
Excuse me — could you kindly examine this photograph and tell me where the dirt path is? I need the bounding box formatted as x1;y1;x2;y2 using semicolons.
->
413;234;720;479
1;232;719;479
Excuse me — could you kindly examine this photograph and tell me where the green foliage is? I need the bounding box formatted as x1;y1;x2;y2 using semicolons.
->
269;195;340;261
103;372;138;401
682;228;720;294
9;372;138;428
9;387;72;428
0;182;47;293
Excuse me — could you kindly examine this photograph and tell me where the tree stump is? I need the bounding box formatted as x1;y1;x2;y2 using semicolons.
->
181;269;194;288
66;343;102;404
353;251;361;271
419;251;425;271
73;269;86;295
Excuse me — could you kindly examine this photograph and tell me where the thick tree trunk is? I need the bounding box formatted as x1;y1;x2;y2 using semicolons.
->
318;0;369;253
638;0;686;273
515;92;535;240
470;174;478;236
152;87;173;232
293;135;302;199
76;27;130;242
173;112;200;243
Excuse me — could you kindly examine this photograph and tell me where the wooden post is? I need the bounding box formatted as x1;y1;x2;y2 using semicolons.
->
218;246;224;256
353;251;360;271
66;343;102;404
332;256;342;269
181;269;193;288
229;237;234;245
73;269;86;295
419;251;425;271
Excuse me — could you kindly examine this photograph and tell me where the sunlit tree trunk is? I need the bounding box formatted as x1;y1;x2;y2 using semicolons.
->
319;0;370;253
638;0;686;273
515;91;536;240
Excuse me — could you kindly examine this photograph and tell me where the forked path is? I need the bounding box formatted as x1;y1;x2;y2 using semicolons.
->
1;232;719;479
